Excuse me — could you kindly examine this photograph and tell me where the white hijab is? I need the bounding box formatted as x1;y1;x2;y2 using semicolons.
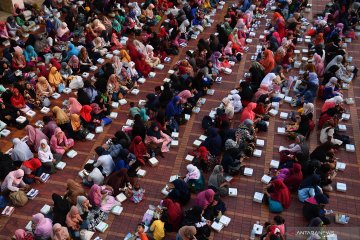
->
325;55;343;72
11;138;34;162
38;139;53;163
261;73;276;87
231;94;243;112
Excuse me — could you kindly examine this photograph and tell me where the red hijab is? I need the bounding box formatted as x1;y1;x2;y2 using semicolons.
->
270;179;291;209
10;88;25;107
197;146;209;161
80;105;93;122
129;136;147;165
240;102;256;123
23;158;42;171
284;163;303;191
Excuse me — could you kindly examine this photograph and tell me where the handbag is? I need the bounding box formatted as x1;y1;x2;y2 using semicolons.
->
9;191;28;207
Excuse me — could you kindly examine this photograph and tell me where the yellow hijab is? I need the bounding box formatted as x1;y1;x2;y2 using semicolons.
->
52;106;69;125
48;67;63;87
120;50;131;63
70;114;81;131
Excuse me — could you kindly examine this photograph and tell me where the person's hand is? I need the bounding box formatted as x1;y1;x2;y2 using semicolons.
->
206;220;212;225
52;159;56;163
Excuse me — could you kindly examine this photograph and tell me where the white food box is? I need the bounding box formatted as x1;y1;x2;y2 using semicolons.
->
66;150;78;158
269;109;278;116
171;132;179;139
111;102;119;108
138;78;146;84
277;127;286;135
56;161;66;170
346;144;355;152
219;215;231;227
16;116;27;123
261;175;272;184
95;126;103;133
40;107;50;114
149;72;156;78
256;139;265;147
249;32;256;37
192;107;200;113
168;69;175;74
338;124;346;131
294;61;301;68
105;54;113;59
95;221;109;233
224;68;232;74
279;146;289;152
272;102;280;109
253;224;264;235
211;221;224;232
163;78;170;83
207;89;215;95
302;49;309;53
327;234;338;240
2;40;10;47
280;112;288;119
229;61;235;66
40;204;51;215
126;119;134;126
97;58;105;64
270;160;280;169
111;206;123;215
294;50;300;54
52;93;61;99
193;140;202;147
82;72;89;78
86;133;95;140
284;96;292;103
119;99;127;105
228;188;238;197
336;162;346;171
137;169;146;177
185;155;194;162
253;149;262;157
26;110;36;118
110;112;118;119
131;89;140;95
15;70;22;76
112;50;120;55
63;88;72;94
336;182;347;192
253;192;264;203
246;38;253;43
148;157;159;167
209;110;216;119
161;185;170;196
199;135;207;141
302;57;309;62
276;93;285;99
25;221;32;231
90;65;98;71
78;169;88;179
0;129;11;137
243;168;253;176
169;175;179;182
191;34;198;40
171;140;179;146
116;193;127;203
259;35;265;40
185;114;190;121
345;98;354;104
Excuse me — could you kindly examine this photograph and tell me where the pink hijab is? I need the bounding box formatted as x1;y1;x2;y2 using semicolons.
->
57;22;69;38
68;97;83;114
88;184;102;207
32;213;53;238
224;41;233;55
25;125;49;150
14;229;29;240
111;33;123;47
314;54;324;77
194;189;215;209
177;90;192;104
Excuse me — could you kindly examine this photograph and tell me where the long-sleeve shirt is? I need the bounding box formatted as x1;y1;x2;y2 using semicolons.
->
94;155;115;176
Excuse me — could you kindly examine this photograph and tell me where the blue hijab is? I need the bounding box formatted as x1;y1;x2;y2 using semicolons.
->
166;96;182;118
24;45;37;62
202;127;222;156
67;43;79;59
147;122;161;139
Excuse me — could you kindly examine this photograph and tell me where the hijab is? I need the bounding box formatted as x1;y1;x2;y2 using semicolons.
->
24;45;37;62
120;49;131;62
302;103;314;116
105;169;130;195
260;49;275;73
324;55;343;72
88;184;102;207
3;169;24;187
129;136;147;159
270;179;291;209
11;138;34;162
48;66;63;86
177;90;192;104
208;165;225;188
67;43;79;58
240;102;257;123
79;105;92;122
194;189;215;209
76;195;89;215
325;95;343;104
52;223;70;240
314;54;324;77
65;206;82;229
68;97;82;114
68;55;80;69
166;96;182;118
111;33;122;47
147;122;161;139
57;22;69;37
22;158;42;171
231;94;242;112
112;56;123;75
25;125;48;150
299;174;321;190
325;77;338;88
70;114;81;131
32;213;53;238
185;164;201;181
222;97;234;118
52;106;69;125
38;139;53;160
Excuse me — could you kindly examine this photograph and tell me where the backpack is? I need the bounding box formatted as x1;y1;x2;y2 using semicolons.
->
9;191;28;207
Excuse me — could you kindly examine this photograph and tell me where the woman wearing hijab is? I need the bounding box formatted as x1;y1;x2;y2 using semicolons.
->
129;136;149;165
24;125;48;151
52;223;70;240
298;174;322;202
127;42;151;77
201;127;222;156
68;97;82;115
64;179;86;205
222;97;235;119
14;229;34;240
32;213;53;239
194;189;215;209
105;169;131;196
38;139;58;174
23;45;38;66
323;77;341;100
184;164;205;193
36;76;53;98
52;106;70;129
260;49;276;73
239;102;257;123
321;96;343;113
145;122;172;155
283;163;303;191
208;165;229;196
66;206;82;233
167;179;191;206
48;66;64;90
264;179;291;212
88;184;120;212
166;96;183;120
303;194;330;225
249;61;266;90
145;44;161;67
11;138;34;163
1;169;27;193
314;53;325;77
20;158;43;184
12;51;26;70
10;88;30;113
230;94;242;113
65;43;80;61
177;90;192;104
161;198;183;231
56;22;71;41
80;105;97;131
50;127;75;155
